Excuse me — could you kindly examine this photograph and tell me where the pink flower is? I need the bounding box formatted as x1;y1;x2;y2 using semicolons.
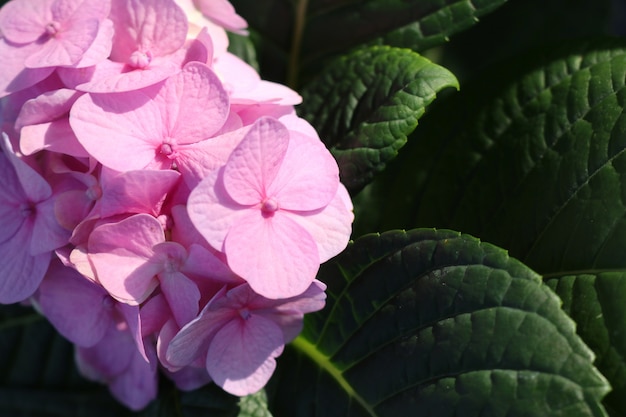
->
61;0;190;93
0;0;112;68
187;117;353;299
70;61;230;173
0;133;69;303
16;87;88;156
166;281;326;396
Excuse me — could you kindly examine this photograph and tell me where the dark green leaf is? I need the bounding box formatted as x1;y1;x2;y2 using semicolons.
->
546;272;626;416
269;229;609;416
436;0;613;83
355;38;626;415
299;45;458;194
229;0;509;85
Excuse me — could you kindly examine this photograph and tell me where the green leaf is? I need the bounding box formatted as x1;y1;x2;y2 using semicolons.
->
229;0;509;85
436;0;613;83
356;38;626;415
301;0;509;66
361;39;626;271
298;45;458;194
269;229;610;416
228;32;260;72
546;273;626;416
238;391;272;417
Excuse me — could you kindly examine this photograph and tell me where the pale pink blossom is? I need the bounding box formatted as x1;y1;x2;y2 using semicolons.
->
187;117;353;299
0;0;112;68
61;0;191;93
70;61;230;173
167;281;326;396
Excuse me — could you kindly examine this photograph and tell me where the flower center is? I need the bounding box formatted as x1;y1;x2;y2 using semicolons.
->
86;184;102;201
102;295;115;310
128;50;152;69
238;308;251;320
19;202;35;218
160;142;174;156
261;197;279;215
45;21;61;36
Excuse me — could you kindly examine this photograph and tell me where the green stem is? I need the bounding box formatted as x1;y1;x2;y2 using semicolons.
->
290;335;377;416
287;0;308;89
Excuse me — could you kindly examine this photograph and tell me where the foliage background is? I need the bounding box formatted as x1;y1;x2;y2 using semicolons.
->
1;0;626;415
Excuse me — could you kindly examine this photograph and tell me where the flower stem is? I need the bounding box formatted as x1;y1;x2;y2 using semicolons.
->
287;0;308;89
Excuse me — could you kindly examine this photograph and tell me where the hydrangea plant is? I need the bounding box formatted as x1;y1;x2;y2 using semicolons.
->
0;0;625;416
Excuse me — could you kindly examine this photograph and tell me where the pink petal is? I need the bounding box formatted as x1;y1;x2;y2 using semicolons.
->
88;214;165;304
76;321;134;380
223;117;289;205
0;223;50;304
214;53;300;105
73;54;182;93
170;204;210;248
187;168;248;251
76;322;158;411
54;188;93;230
175;124;247;188
225;210;320;299
70;18;114;68
20;119;88;157
140;293;170;337
257;280;327;342
160;62;229;143
267;129;339;211
0;39;55;98
0;134;51;202
31;196;71;254
0;0;53;44
152;241;200;326
37;260;111;347
166;287;232;368
159;270;201;327
184;243;241;285
231;103;295;126
96;168;180;217
117;302;149;362
206;314;283;396
109;0;188;62
0;155;28;242
70;87;167;171
282;183;354;262
24;19;100;68
108;343;158;411
16;88;81;129
193;0;247;32
182;26;213;66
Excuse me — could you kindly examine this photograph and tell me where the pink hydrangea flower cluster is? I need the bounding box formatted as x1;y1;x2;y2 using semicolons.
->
0;0;353;410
